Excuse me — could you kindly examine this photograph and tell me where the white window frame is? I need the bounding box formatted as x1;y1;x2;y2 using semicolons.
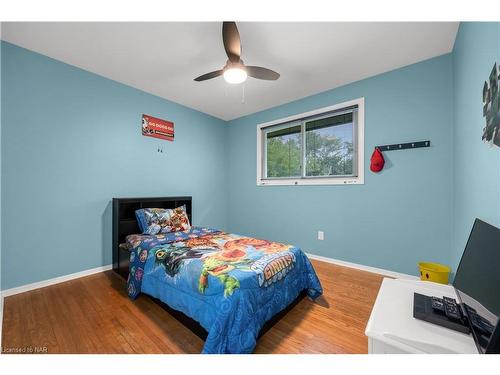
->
256;97;364;186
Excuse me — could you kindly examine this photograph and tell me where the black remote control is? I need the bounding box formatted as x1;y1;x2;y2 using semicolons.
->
443;296;462;321
431;296;445;312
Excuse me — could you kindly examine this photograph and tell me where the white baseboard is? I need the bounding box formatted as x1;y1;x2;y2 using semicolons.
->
1;264;113;298
306;252;419;280
0;264;112;349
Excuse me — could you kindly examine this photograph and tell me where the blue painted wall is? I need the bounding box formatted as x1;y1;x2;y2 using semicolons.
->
1;42;228;289
225;55;455;276
0;31;3;292
451;23;500;270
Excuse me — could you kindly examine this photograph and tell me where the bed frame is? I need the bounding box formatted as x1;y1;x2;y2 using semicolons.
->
112;196;305;344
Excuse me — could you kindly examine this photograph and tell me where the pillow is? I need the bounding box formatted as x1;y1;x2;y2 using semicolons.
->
135;205;191;235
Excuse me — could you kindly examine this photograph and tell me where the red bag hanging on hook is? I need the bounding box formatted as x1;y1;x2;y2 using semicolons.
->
370;147;385;173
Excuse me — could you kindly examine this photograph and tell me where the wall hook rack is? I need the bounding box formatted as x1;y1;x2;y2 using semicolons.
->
376;140;430;152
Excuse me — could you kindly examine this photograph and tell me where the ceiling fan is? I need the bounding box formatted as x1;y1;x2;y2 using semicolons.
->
194;22;280;84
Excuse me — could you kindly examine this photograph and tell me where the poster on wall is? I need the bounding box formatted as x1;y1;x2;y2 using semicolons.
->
482;63;500;148
142;114;174;141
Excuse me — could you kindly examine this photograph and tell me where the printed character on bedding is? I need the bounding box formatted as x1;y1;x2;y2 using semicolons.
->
155;240;219;277
125;227;222;300
152;234;298;298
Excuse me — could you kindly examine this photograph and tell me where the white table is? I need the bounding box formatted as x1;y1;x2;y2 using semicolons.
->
365;278;478;354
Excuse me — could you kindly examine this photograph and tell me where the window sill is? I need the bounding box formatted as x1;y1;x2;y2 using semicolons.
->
257;177;364;186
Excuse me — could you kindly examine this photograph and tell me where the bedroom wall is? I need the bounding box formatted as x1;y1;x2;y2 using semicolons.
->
0;41;228;290
225;54;455;276
4;23;498;290
0;25;3;309
451;23;500;270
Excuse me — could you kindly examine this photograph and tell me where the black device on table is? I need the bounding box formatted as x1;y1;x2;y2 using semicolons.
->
434;296;462;320
414;293;471;334
413;219;500;354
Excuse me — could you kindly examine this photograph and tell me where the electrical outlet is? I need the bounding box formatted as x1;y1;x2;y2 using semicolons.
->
318;231;324;241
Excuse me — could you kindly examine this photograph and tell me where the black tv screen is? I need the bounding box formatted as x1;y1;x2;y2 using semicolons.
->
453;219;500;353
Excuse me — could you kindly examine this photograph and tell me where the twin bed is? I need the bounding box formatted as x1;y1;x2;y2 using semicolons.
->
112;196;323;354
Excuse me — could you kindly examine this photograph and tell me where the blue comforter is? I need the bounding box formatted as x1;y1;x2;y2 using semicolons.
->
126;227;323;354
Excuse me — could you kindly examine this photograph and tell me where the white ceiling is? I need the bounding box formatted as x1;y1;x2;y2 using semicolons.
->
2;22;459;121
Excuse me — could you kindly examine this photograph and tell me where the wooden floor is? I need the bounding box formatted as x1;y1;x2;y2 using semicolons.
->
1;260;384;354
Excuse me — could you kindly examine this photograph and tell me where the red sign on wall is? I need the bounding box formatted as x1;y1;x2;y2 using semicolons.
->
142;114;174;141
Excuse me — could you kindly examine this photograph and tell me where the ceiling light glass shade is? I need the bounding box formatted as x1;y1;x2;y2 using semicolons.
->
223;67;247;84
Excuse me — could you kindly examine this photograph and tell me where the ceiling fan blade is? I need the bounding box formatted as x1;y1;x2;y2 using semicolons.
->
194;70;223;82
246;66;280;81
222;22;241;63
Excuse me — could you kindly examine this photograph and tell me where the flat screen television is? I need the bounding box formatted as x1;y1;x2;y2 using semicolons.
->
453;218;500;354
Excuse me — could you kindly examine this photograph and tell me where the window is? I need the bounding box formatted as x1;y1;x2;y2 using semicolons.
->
265;123;302;178
257;98;364;186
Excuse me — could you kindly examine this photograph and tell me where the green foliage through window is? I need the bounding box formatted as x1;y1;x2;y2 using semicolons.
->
305;121;353;177
266;131;301;177
265;111;355;179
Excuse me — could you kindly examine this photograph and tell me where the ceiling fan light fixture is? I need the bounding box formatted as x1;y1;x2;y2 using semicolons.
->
193;22;279;83
223;67;247;84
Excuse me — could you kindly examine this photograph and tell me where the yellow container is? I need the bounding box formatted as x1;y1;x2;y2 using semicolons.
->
418;262;451;284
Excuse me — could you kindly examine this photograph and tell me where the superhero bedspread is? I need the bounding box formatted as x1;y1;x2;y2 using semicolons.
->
126;227;323;354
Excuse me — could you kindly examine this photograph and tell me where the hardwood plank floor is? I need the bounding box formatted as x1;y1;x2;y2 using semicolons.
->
1;259;384;354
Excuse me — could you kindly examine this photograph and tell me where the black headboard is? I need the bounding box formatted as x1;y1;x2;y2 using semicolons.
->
112;196;192;279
